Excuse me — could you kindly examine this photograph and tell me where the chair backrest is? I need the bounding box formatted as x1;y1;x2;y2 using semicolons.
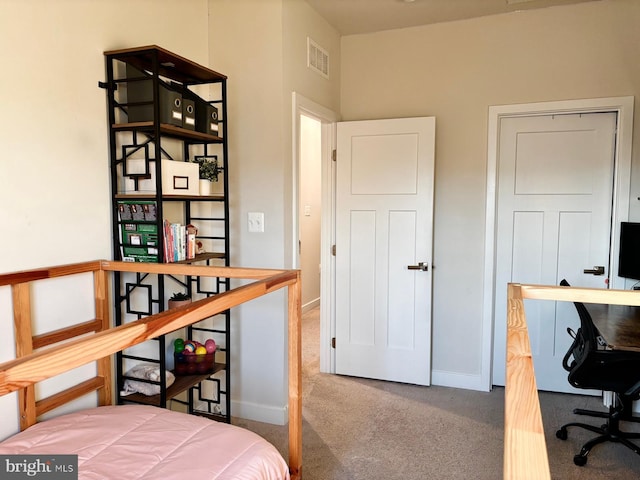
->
560;279;602;389
559;279;640;397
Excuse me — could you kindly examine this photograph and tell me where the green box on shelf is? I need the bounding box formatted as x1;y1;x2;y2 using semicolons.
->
118;200;159;263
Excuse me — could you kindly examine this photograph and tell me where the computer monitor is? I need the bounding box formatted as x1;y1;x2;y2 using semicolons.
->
618;222;640;281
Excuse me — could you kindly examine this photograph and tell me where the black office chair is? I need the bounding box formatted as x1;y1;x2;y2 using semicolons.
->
556;279;640;466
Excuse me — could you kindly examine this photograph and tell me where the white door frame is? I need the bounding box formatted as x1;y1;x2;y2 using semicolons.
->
482;96;634;391
292;92;339;374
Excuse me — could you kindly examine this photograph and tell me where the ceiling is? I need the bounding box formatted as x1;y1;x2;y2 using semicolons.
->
304;0;600;36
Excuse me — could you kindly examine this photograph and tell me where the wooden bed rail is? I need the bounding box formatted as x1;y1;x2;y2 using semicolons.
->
9;267;112;429
504;282;640;480
0;260;303;479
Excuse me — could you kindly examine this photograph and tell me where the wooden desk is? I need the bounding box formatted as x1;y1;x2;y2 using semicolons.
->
585;303;640;352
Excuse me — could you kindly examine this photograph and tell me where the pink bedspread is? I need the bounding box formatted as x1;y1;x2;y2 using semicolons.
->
0;405;290;480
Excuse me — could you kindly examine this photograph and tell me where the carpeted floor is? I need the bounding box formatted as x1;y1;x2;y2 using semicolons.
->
234;307;640;479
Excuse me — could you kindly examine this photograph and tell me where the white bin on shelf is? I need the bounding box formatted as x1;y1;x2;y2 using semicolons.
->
120;159;199;195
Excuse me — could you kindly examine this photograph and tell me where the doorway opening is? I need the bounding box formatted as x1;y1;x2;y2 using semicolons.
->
299;114;322;313
292;92;338;374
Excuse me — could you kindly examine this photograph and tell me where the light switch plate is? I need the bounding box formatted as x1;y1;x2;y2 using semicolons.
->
248;212;264;232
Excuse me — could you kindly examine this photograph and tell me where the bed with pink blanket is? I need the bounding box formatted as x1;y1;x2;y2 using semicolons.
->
0;261;302;480
0;405;288;479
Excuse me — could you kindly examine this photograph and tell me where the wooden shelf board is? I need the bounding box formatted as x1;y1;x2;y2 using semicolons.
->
121;363;225;406
115;193;225;201
113;252;225;265
191;410;230;424
174;252;226;263
104;45;227;84
112;122;223;143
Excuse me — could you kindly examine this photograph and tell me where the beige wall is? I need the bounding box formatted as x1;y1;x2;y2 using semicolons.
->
283;0;341;271
0;0;209;273
0;0;340;434
0;0;210;439
209;0;340;422
283;0;341;114
209;0;289;423
340;0;640;379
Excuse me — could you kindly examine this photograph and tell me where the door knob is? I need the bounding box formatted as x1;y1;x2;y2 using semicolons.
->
408;262;429;271
583;266;605;275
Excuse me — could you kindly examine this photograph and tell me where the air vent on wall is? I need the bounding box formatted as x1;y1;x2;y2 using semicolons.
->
307;37;329;79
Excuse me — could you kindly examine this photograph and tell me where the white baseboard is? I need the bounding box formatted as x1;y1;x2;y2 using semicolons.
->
431;370;489;392
231;399;288;426
302;297;320;313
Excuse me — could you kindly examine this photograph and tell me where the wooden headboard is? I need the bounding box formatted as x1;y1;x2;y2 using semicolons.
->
0;260;302;479
504;282;640;480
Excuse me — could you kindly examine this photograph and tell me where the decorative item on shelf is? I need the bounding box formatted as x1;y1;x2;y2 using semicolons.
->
186;224;198;259
199;179;211;196
191;155;219;195
173;337;217;376
168;291;191;310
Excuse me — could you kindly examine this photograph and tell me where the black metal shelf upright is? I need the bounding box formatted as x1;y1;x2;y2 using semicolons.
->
101;45;231;422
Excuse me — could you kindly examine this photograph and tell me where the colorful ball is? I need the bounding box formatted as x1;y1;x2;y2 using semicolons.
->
195;346;207;355
174;338;185;353
183;341;196;353
205;338;216;353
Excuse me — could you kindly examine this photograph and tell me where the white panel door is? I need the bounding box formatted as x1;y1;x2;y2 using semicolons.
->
493;112;617;392
335;117;435;385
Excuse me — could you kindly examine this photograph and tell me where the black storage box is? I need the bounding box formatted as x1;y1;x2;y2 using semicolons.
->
182;98;196;130
195;100;219;136
126;64;182;127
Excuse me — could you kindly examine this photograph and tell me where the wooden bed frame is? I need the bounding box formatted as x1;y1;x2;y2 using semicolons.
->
0;260;302;480
504;282;640;480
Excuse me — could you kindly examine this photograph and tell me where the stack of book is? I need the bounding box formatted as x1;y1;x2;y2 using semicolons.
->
163;221;197;262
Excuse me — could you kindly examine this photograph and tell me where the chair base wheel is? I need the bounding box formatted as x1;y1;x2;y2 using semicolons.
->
556;428;568;440
573;454;587;466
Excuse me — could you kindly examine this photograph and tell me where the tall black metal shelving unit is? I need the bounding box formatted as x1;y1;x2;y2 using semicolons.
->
101;45;231;422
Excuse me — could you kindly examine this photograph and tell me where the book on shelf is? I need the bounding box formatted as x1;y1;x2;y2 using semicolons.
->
163;220;198;262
